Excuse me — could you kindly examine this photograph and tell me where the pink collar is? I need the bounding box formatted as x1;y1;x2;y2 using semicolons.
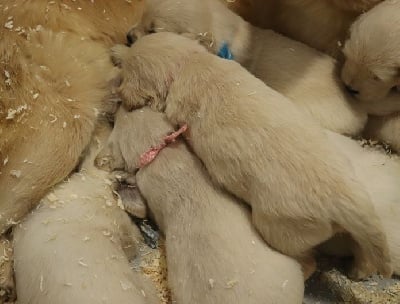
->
139;124;188;168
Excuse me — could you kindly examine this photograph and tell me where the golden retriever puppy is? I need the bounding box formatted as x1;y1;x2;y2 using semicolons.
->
0;0;143;235
13;123;158;304
341;0;400;104
321;131;400;275
96;107;305;303
127;0;367;136
226;0;382;58
112;33;392;280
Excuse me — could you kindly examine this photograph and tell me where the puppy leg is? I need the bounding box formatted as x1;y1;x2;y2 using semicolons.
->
297;251;317;280
253;211;333;279
348;242;378;280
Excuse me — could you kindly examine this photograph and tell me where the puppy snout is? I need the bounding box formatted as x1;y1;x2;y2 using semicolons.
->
126;32;137;47
344;84;359;96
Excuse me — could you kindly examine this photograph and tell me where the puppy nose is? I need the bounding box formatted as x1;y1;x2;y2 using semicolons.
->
344;85;359;96
126;32;137;47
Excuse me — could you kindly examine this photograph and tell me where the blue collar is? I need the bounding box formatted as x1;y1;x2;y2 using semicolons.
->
217;42;234;60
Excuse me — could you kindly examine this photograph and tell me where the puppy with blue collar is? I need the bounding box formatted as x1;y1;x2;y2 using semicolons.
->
126;0;368;136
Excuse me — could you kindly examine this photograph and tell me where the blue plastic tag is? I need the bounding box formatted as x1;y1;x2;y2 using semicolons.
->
217;42;234;60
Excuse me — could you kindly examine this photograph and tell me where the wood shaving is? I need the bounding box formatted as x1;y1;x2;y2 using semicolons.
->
140;241;171;304
10;170;21;178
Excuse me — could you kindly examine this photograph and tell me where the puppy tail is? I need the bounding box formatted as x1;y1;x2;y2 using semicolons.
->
332;190;392;278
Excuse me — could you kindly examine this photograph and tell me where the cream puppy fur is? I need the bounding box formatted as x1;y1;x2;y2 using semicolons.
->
13;123;158;304
127;0;367;136
96;107;305;304
112;33;392;279
341;0;400;104
340;0;400;150
226;0;382;58
321;130;400;275
0;0;143;236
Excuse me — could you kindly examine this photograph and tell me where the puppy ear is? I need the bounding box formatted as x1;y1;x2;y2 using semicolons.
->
180;32;216;53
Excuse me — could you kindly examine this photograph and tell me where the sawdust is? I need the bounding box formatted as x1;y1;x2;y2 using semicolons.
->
139;239;172;304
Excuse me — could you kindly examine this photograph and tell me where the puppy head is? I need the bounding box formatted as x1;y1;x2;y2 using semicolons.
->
126;0;214;49
112;32;207;111
341;1;400;102
106;107;175;170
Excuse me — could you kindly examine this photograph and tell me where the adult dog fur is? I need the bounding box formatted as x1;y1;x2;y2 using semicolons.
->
127;0;367;136
321;131;400;275
13;123;158;304
0;0;143;235
96;107;305;304
226;0;382;58
112;33;392;279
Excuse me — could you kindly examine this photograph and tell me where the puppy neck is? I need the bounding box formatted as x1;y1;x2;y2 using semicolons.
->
209;1;252;65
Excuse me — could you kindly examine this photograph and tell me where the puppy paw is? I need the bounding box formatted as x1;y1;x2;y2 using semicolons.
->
118;184;147;219
348;261;376;281
95;152;114;172
298;253;317;281
110;44;130;67
110;171;147;219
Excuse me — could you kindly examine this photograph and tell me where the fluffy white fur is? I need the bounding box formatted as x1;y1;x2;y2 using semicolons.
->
96;107;305;303
13;124;158;304
112;33;392;280
127;0;367;136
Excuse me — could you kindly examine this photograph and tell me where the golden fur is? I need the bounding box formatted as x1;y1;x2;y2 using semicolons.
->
13;124;158;304
321;131;400;275
0;0;143;235
112;32;392;279
226;0;382;58
341;0;400;104
0;1;144;300
128;0;367;136
96;107;304;303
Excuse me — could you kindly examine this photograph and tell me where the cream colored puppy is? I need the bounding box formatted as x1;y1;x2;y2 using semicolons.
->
227;0;382;58
13;123;158;304
96;107;305;303
341;0;400;150
322;130;400;275
112;33;392;279
341;0;400;105
126;0;367;136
